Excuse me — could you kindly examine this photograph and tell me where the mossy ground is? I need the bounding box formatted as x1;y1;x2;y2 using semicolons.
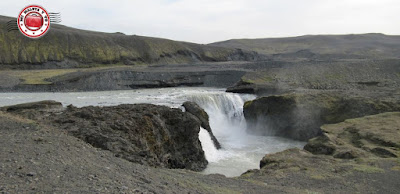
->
243;100;253;109
353;164;385;173
241;112;400;193
2;64;128;85
241;71;275;84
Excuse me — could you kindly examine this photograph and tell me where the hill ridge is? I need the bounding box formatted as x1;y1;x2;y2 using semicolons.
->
0;15;262;69
210;33;400;59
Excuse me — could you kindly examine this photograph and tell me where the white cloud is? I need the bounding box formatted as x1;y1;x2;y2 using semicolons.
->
1;0;399;43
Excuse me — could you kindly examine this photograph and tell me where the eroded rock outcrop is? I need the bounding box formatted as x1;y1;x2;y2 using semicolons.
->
0;100;63;112
241;112;400;193
0;109;276;193
2;102;208;171
226;79;258;94
243;91;400;141
183;101;221;149
304;112;400;159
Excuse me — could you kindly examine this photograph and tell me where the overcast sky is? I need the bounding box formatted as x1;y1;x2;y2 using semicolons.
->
1;0;399;43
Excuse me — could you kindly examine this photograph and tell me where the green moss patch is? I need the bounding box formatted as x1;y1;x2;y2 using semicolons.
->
243;100;253;109
391;166;400;171
242;73;274;84
11;69;78;84
3;65;128;85
353;164;384;173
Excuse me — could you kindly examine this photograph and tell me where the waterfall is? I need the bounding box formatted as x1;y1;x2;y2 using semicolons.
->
189;91;304;177
188;93;254;138
187;93;256;162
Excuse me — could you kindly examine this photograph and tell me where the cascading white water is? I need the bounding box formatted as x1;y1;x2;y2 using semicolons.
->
187;93;254;141
198;127;220;161
189;92;305;177
193;93;255;164
0;87;305;177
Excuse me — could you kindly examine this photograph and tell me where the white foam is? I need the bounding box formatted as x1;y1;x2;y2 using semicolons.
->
199;127;221;162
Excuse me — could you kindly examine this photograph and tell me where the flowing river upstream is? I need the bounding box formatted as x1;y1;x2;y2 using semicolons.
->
0;87;305;177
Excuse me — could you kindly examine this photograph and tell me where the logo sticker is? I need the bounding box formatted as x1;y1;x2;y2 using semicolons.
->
17;5;51;38
6;5;61;37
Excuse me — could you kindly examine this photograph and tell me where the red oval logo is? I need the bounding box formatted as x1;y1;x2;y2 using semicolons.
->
18;5;50;38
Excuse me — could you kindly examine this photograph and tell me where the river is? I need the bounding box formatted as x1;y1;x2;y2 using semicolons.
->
0;87;305;177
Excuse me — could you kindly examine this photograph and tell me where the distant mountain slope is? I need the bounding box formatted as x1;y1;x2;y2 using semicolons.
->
210;33;400;59
0;16;261;68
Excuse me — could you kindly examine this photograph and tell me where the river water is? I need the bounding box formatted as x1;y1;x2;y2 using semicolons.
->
0;87;305;177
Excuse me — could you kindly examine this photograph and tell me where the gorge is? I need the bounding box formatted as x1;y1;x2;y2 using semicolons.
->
0;87;305;177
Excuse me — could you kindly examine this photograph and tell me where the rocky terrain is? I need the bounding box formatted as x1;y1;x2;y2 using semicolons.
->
243;90;400;141
241;112;400;194
211;33;400;60
2;58;399;92
226;59;400;95
215;34;400;193
0;65;248;92
2;14;400;94
0;106;274;193
1;101;399;193
1;100;212;171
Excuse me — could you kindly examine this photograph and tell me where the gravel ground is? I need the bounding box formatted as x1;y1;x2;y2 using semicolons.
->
0;111;281;193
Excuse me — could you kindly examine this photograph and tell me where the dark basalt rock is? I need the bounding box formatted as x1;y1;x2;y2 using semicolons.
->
2;101;208;171
0;70;246;92
183;101;221;149
226;80;257;94
303;134;336;155
0;100;63;112
54;104;208;171
243;91;400;141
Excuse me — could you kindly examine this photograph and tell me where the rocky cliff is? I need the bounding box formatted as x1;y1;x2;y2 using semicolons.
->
2;101;208;171
0;68;246;92
243;91;400;141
